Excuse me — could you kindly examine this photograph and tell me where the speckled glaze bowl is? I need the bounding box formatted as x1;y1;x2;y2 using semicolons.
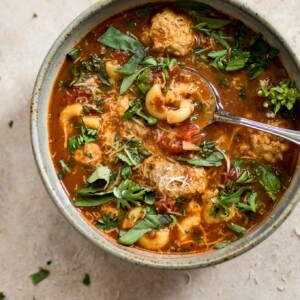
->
31;0;300;269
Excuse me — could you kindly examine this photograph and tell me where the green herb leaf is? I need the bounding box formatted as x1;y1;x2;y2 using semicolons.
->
118;48;146;75
122;100;157;125
237;192;258;212
194;16;231;29
118;214;173;245
120;68;145;94
255;162;281;198
227;223;246;234
177;151;223;167
87;165;111;189
82;273;91;286
73;193;115;207
8;120;14;128
98;26;145;52
121;165;132;179
114;179;147;209
67;49;81;61
0;292;5;300
225;52;250;71
59;160;71;173
258;79;300;114
30;268;50;285
96;212;118;231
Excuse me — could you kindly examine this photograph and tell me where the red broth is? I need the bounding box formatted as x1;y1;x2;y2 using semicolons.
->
49;3;298;254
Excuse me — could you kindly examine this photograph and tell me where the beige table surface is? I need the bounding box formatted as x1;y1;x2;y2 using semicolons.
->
1;0;300;299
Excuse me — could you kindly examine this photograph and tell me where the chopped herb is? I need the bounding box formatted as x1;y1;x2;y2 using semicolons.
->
245;35;279;79
118;148;141;166
68;122;99;153
96;212;118;231
59;160;71;174
214;242;229;249
67;49;81;61
87;165;111;189
195;237;201;243
225;51;250;71
144;193;155;205
113;179;148;209
255;162;281;200
193;16;231;29
82;273;91;286
227;223;246;234
177;151;223;167
32;13;37;18
8;120;13;128
237;192;258;212
121;165;132;179
85;151;93;158
58;80;71;88
0;292;5;300
46;260;52;265
30;268;50;285
118;214;173;245
258;79;300;114
122;100;157;125
82;105;90;115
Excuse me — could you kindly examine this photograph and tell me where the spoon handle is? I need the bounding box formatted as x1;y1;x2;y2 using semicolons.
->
214;112;300;145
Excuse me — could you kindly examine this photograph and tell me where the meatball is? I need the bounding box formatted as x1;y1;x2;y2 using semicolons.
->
140;155;207;199
74;143;102;166
142;9;195;56
240;120;290;164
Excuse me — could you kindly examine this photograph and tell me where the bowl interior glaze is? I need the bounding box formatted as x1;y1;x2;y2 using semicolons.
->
31;0;300;269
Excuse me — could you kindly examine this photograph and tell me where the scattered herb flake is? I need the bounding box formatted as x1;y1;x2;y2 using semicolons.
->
82;273;91;286
8;120;13;128
30;268;50;285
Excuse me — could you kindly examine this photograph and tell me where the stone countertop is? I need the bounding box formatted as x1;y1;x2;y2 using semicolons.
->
0;0;299;299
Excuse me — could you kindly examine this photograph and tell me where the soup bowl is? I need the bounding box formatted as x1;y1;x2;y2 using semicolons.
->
31;0;300;269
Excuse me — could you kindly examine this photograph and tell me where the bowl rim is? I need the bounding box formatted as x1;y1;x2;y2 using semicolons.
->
31;0;300;269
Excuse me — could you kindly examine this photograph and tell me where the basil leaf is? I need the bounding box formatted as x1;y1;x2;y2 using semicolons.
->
255;162;281;196
210;31;230;49
140;56;158;67
30;268;50;285
226;52;250;71
97;64;111;86
178;151;223;167
118;214;173;245
74;194;115;207
118;49;146;75
219;187;251;207
67;48;81;61
194;16;231;29
122;100;157;125
227;223;246;234
87;165;111;189
120;68;145;94
97;26;144;52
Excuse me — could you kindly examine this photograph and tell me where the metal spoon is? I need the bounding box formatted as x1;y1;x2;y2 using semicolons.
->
183;68;300;145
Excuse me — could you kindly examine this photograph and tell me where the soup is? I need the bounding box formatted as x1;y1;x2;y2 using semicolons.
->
48;2;299;253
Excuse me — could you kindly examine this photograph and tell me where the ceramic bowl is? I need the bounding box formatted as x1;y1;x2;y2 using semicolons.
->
31;0;300;269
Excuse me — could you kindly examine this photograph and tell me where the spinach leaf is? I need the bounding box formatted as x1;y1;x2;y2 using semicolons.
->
87;165;111;189
177;151;223;167
225;51;250;71
67;48;81;61
120;68;146;94
30;268;50;285
255;162;281;198
97;26;145;52
117;148;141;167
121;100;157;125
96;212;118;231
245;35;279;79
73;194;115;207
118;48;146;75
118;214;173;245
194;16;231;29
